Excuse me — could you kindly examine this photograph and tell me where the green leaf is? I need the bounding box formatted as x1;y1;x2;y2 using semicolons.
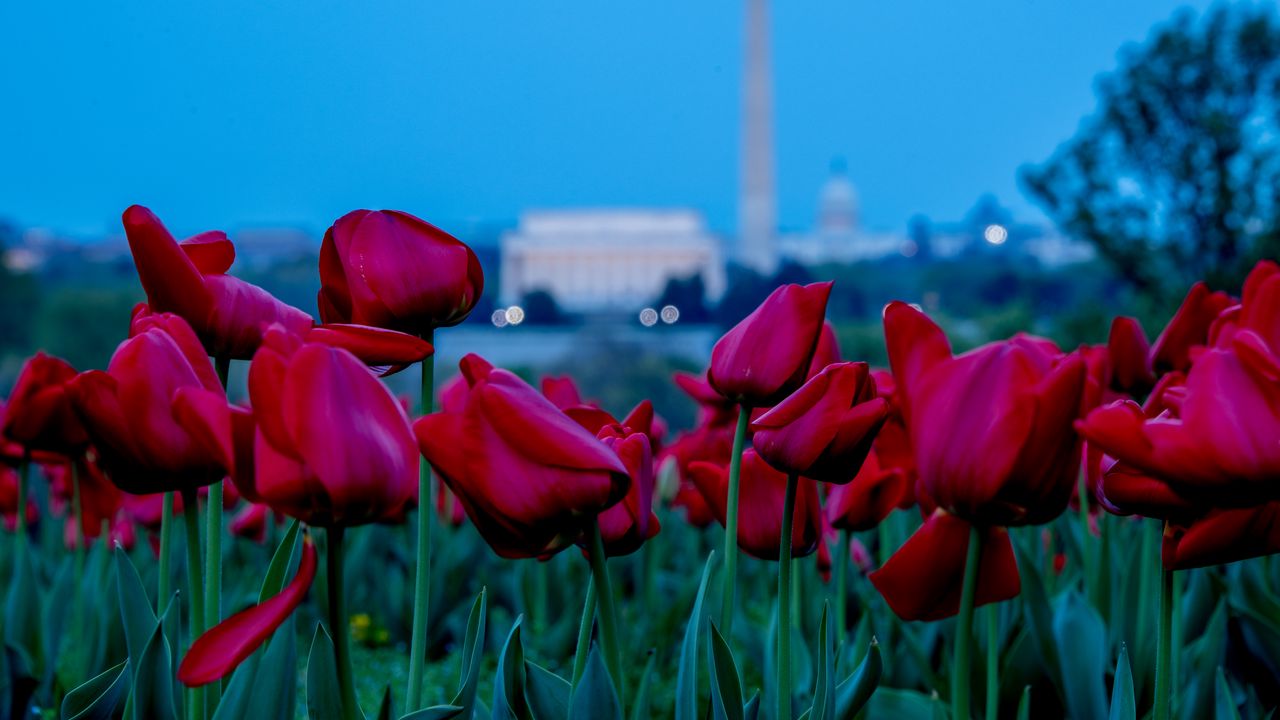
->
402;707;465;720
708;623;744;720
676;553;716;720
1014;542;1063;700
307;623;344;720
1109;645;1135;720
451;588;488;717
569;646;621;720
260;519;302;602
744;692;760;720
0;641;38;720
810;605;835;720
61;659;129;720
834;640;881;720
211;652;263;720
524;661;571;720
1016;686;1031;720
132;595;178;720
114;546;158;671
4;538;41;667
492;618;531;720
628;650;656;720
865;688;939;720
377;686;394;720
1052;592;1107;720
1215;667;1241;720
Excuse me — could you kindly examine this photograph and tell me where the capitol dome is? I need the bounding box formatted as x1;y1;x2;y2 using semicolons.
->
818;158;859;232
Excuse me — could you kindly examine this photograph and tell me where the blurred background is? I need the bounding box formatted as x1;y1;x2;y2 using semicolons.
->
2;1;1278;429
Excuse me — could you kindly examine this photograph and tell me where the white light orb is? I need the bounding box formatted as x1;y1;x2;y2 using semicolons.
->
983;224;1008;245
491;309;509;328
505;306;525;326
660;305;679;324
639;308;659;327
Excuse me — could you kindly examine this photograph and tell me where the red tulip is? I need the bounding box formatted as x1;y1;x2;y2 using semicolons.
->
688;449;822;560
750;362;889;484
230;503;271;543
885;301;1087;527
414;354;629;559
708;282;833;406
870;510;1020;621
44;456;123;546
433;477;468;527
1;353;88;455
123;206;314;359
238;326;417;527
1149;280;1235;375
1162;503;1280;570
1078;347;1280;507
68;313;237;494
318;209;484;335
826;450;908;532
541;375;585;409
119;492;182;531
179;534;317;686
871;302;1086;620
806;321;842;379
592;426;661;556
1107;316;1155;395
673;371;739;429
867;370;918;509
0;464;37;531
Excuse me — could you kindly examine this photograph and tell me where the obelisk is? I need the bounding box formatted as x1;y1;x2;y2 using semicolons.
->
738;0;778;274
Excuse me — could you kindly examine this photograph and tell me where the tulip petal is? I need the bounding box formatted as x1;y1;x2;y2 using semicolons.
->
306;324;434;372
172;387;235;479
179;231;235;275
1164;504;1280;569
869;511;1020;621
178;536;317;686
883;301;951;422
122;205;214;330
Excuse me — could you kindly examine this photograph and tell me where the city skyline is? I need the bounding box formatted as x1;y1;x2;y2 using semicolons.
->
3;1;1212;239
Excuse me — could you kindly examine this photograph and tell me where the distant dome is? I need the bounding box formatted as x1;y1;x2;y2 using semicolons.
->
818;159;859;232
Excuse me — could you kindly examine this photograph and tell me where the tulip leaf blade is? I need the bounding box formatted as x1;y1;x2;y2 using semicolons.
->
1052;592;1108;720
1109;645;1135;720
676;552;716;720
708;622;744;720
260;518;302;603
524;660;570;720
132;595;178;720
811;604;835;720
491;617;531;720
450;588;487;715
1215;667;1242;720
569;646;621;720
113;546;158;673
61;659;129;720
835;639;882;720
628;650;657;720
4;537;41;666
1013;542;1063;701
1016;686;1031;720
402;706;466;720
307;623;344;720
744;692;760;720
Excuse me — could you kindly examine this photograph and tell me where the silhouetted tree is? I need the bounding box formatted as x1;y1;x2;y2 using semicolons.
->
655;273;710;323
1022;4;1280;301
521;289;565;325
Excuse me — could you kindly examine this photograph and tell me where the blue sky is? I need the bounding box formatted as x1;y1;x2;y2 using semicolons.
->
1;1;1213;239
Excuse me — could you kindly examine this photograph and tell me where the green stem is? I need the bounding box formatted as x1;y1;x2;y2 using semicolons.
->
953;523;983;720
572;575;598;687
181;488;207;720
158;492;174;612
878;512;893;567
406;336;435;711
835;530;848;645
586;518;624;707
777;472;799;720
1077;472;1094;604
204;480;223;712
719;405;751;636
15;453;29;553
533;560;549;633
1154;550;1175;720
985;604;998;720
328;527;359;720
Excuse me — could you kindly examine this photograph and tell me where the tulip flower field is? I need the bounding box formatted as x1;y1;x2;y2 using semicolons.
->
3;205;1280;720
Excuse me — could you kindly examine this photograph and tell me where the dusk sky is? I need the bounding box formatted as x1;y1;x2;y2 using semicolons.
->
2;1;1213;239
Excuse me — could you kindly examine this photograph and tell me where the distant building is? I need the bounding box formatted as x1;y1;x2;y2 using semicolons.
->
498;209;726;314
778;161;913;264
